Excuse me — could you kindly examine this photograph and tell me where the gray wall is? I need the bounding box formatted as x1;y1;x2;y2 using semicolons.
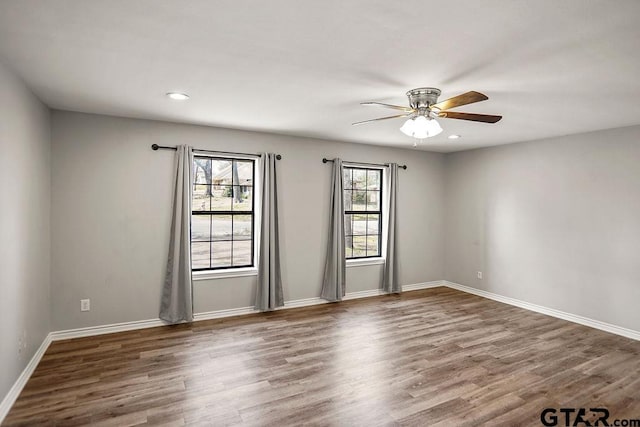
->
51;111;445;331
444;125;640;331
0;62;51;400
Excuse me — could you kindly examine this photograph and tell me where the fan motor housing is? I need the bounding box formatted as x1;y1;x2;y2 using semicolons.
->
407;87;441;109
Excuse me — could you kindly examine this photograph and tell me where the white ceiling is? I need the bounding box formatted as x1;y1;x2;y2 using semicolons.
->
1;0;639;152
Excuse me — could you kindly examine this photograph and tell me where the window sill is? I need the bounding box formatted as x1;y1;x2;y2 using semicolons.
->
193;267;258;281
346;258;385;268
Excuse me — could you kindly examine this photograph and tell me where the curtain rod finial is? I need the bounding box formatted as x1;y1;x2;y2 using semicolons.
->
322;158;329;163
151;144;159;150
276;154;282;160
401;165;407;170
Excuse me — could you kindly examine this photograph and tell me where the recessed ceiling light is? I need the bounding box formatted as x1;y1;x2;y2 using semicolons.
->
166;92;189;100
448;134;461;139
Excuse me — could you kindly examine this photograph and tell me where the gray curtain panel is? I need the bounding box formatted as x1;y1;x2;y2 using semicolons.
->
321;158;346;302
160;145;194;323
256;153;284;311
383;163;400;293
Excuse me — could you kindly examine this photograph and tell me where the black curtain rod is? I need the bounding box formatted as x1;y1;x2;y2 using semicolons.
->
322;158;407;170
151;144;282;160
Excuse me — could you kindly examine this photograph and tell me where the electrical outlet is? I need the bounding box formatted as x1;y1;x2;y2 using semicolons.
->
18;330;27;357
81;299;91;312
477;271;483;279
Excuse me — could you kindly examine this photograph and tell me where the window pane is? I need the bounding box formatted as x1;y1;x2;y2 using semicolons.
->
233;215;252;240
212;241;232;268
352;214;366;236
192;242;211;269
367;214;379;235
344;213;352;237
232;241;252;266
211;186;233;211
345;246;353;258
192;215;211;241
212;159;233;185
191;157;255;271
193;185;211;211
367;170;381;190
342;168;383;259
343;189;353;210
231;187;252;211
343;168;353;189
345;234;353;258
352;190;366;211
366;235;379;256
193;158;211;184
352;169;367;190
211;215;232;241
367;191;380;211
352;236;367;257
235;160;253;186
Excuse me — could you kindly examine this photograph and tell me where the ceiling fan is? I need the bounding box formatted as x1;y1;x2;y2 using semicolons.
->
353;88;502;139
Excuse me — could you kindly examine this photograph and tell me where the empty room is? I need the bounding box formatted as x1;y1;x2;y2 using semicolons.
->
1;1;639;426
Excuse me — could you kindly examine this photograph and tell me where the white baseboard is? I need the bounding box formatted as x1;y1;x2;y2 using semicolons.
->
403;280;444;292
194;306;258;321
344;289;386;299
444;281;640;341
21;281;447;348
0;333;52;423
36;280;640;346
51;318;167;341
283;296;326;309
195;281;443;319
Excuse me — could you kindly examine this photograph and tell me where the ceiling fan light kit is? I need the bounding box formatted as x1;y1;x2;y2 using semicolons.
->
400;115;443;138
354;87;502;142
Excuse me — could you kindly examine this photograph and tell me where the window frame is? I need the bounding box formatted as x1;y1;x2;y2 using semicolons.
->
343;165;383;260
191;155;256;272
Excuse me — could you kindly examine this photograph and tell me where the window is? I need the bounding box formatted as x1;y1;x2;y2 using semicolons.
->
343;167;382;259
191;156;255;270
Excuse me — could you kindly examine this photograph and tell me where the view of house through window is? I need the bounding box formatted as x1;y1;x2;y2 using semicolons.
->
191;156;255;270
343;167;382;258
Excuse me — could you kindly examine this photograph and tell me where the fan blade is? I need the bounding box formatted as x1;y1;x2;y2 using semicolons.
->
431;91;488;111
361;102;414;112
352;113;411;126
438;111;502;123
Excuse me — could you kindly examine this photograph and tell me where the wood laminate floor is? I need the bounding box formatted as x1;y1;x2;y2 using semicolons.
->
4;287;640;426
